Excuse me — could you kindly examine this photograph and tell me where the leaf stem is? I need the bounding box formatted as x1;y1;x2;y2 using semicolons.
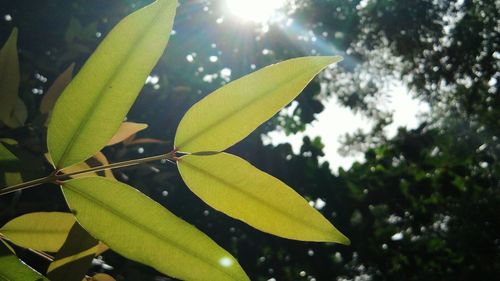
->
0;150;177;196
0;173;57;196
60;151;176;178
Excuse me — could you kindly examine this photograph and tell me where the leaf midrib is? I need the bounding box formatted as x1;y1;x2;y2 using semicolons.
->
180;156;332;238
56;2;165;168
176;58;337;151
1;229;69;234
63;181;241;281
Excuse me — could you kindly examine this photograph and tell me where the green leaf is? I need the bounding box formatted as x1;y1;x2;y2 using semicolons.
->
90;273;115;281
0;212;75;252
40;63;75;114
47;223;98;281
93;151;116;179
4;172;22;186
0;240;49;281
59;161;96;178
62;177;249;281
107;122;148;146
1;141;45;187
0;141;18;167
0;28;20;124
177;152;350;244
47;0;177;169
174;56;342;152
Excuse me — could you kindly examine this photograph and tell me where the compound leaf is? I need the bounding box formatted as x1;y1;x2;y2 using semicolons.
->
178;152;350;244
62;177;249;281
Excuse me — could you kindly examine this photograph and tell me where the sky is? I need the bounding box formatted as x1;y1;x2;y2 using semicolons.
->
264;83;430;173
222;0;431;173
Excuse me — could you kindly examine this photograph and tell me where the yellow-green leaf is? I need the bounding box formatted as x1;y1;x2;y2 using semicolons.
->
174;56;342;152
40;63;75;114
107;122;148;146
95;241;109;256
0;240;49;281
178;152;350;244
93;151;115;179
0;141;18;166
47;222;98;281
0;28;20;124
0;212;76;252
4;171;22;186
91;273;115;281
60;162;94;178
47;0;177;169
62;177;249;281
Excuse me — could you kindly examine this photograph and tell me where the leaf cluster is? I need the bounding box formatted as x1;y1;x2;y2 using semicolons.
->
0;1;349;280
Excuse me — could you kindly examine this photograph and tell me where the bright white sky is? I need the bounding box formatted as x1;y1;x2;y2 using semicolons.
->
223;0;431;173
264;83;430;173
225;0;287;22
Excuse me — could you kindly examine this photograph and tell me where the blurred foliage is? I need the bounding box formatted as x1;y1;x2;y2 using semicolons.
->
0;0;499;280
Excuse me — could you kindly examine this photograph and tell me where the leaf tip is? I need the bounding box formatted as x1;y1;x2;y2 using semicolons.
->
11;27;18;37
324;55;343;65
329;229;350;245
68;62;76;71
339;235;351;246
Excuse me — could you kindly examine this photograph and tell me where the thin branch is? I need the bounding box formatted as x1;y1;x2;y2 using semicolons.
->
28;248;54;262
60;150;176;178
0;173;57;196
0;150;177;196
0;234;54;262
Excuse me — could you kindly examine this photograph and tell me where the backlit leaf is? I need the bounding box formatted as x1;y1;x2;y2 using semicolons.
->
95;241;109;256
0;141;18;167
57;152;114;179
178;152;350;244
107;122;148;146
0;212;75;252
59;161;95;178
93;151;115;179
0;240;48;281
62;177;249;281
47;223;98;281
47;0;177;169
40;63;75;114
174;56;342;152
91;273;115;281
0;28;19;124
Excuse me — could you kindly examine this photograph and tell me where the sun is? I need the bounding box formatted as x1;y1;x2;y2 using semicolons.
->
225;0;287;23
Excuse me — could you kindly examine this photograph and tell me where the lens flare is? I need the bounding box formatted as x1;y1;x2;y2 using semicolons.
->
225;0;286;23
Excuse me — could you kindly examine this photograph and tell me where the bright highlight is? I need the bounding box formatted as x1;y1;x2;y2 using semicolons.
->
225;0;286;23
219;257;234;267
